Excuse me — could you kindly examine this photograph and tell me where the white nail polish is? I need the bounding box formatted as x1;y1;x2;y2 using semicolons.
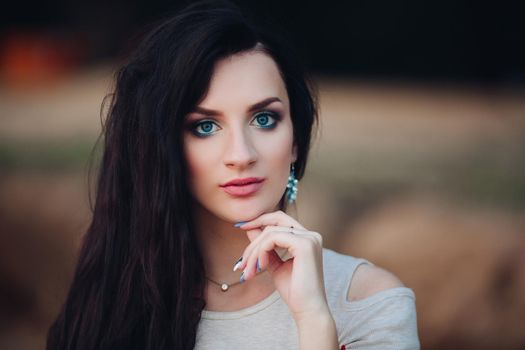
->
233;259;243;272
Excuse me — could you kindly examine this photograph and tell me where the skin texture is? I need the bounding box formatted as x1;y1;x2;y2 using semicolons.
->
184;50;298;311
183;49;403;349
184;50;296;225
183;50;338;348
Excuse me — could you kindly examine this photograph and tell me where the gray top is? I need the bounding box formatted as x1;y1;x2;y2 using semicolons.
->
195;248;420;349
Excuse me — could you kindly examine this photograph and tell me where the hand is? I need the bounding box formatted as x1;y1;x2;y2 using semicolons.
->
235;210;331;322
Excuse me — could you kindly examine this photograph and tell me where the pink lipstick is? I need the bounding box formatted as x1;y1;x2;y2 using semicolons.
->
220;177;265;197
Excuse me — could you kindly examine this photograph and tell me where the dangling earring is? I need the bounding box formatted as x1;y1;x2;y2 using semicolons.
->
286;163;298;204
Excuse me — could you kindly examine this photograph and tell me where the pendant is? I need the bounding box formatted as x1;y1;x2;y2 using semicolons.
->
221;283;229;292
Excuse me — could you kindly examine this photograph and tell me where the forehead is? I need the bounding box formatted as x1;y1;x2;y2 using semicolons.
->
199;50;289;108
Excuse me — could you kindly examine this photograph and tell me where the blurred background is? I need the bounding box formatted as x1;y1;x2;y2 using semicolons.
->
1;1;524;349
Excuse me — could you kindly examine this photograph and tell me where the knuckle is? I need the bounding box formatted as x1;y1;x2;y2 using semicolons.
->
278;210;289;219
261;225;274;235
304;236;321;250
261;231;277;243
312;231;323;244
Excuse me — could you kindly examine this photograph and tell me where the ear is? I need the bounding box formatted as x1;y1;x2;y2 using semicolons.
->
292;144;298;163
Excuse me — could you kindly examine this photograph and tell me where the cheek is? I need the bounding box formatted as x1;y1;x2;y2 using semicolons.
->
183;139;211;186
256;125;294;163
255;132;294;195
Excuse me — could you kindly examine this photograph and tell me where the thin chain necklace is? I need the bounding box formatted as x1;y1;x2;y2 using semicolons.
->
206;273;262;292
206;226;294;292
206;276;242;292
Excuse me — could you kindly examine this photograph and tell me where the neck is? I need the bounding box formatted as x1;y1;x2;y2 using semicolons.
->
192;201;276;306
195;205;250;285
193;204;275;311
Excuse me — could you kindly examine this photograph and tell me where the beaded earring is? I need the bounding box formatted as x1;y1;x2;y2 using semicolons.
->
286;163;298;204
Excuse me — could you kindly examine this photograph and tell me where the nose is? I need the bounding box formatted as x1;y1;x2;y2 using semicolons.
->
223;125;257;169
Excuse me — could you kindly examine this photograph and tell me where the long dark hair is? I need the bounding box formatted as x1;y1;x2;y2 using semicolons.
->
46;1;318;349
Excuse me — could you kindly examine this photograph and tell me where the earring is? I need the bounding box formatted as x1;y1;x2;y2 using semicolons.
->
286;163;298;204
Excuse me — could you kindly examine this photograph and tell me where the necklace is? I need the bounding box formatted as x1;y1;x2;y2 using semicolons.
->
206;276;243;292
206;271;264;292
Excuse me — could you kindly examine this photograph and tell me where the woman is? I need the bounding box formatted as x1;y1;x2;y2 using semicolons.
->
47;1;420;349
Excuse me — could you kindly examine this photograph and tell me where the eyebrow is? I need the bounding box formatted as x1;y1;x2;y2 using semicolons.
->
191;97;282;116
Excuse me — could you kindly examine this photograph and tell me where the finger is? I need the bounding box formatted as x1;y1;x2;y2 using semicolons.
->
256;232;305;274
245;227;262;242
244;222;303;243
244;231;308;279
238;210;305;231
243;225;309;266
243;235;287;281
240;226;297;271
258;246;284;275
245;225;309;259
259;249;284;271
249;225;302;246
242;245;265;280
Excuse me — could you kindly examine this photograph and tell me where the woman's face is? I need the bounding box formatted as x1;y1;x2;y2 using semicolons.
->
183;50;297;223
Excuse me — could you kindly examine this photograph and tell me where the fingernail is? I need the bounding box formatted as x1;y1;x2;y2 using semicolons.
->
240;271;245;283
234;221;247;227
256;258;261;273
233;257;243;272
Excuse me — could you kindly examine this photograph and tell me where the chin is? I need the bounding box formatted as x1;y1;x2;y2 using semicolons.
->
221;200;275;223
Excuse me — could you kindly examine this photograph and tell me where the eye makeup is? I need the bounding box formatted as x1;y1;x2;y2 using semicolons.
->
186;110;282;138
251;110;281;129
189;120;220;138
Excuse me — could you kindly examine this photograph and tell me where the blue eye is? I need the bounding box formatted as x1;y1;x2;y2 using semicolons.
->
191;120;220;137
252;111;279;129
188;111;280;138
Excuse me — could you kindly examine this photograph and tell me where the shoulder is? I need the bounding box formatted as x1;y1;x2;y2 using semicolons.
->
322;250;419;348
322;248;406;302
347;263;405;302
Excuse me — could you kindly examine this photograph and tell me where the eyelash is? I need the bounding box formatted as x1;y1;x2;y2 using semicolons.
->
188;111;282;138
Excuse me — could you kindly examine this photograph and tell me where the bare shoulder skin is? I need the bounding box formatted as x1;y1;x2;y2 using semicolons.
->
347;264;405;302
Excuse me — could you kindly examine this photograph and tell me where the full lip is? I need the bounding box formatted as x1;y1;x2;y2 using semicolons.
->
219;177;266;197
219;177;265;187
